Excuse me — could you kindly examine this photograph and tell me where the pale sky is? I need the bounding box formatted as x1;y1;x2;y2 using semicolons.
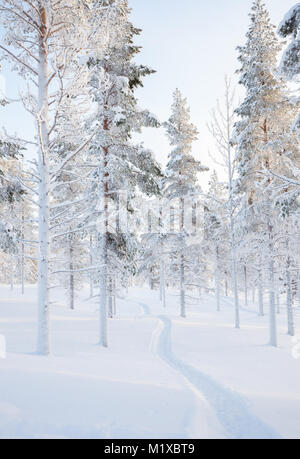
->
0;0;295;188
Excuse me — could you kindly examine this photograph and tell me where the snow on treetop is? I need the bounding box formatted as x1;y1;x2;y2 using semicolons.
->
278;3;300;38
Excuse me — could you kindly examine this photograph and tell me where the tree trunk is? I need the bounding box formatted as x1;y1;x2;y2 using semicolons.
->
37;6;50;355
276;292;280;314
286;244;295;336
268;222;277;347
10;253;14;291
232;244;240;329
215;246;221;312
225;272;228;297
108;277;113;319
69;242;75;310
258;267;264;316
89;233;94;299
180;255;185;318
180;197;186;318
244;265;248;306
160;258;166;308
21;209;25;295
99;143;109;347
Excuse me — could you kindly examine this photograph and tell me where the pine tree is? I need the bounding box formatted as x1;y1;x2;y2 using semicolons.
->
86;0;161;347
164;89;208;318
204;171;228;312
234;0;300;346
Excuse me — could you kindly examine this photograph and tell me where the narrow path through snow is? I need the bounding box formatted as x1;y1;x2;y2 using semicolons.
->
135;291;282;439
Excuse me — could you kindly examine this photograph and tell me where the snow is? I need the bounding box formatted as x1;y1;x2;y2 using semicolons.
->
0;285;300;439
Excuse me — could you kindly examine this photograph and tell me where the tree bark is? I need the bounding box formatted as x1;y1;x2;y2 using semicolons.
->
286;239;295;336
37;5;50;355
268;222;277;347
69;242;75;310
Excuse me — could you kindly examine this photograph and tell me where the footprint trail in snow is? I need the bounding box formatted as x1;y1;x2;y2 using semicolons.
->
140;299;281;440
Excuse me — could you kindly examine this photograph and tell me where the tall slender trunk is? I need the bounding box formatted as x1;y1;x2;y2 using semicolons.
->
21;210;25;295
215;246;221;312
108;277;113;319
225;272;228;297
258;266;264;316
99;145;109;348
268;221;277;347
160;259;166;309
286;239;295;336
276;292;280;314
159;202;166;308
244;265;248;306
113;279;117;316
10;253;14;291
226;100;239;328
37;6;50;355
180;197;185;318
69;242;74;310
89;233;94;299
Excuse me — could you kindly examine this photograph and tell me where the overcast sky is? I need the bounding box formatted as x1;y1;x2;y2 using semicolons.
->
0;0;294;187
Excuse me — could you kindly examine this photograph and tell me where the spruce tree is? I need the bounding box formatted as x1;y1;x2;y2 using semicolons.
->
164;89;208;318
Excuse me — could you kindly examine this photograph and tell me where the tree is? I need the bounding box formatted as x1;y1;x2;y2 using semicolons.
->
278;3;300;136
203;171;229;311
0;0;93;354
208;77;240;326
164;88;208;318
234;0;300;346
86;0;161;347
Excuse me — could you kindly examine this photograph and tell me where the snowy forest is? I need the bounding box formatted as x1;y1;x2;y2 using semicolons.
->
0;0;300;440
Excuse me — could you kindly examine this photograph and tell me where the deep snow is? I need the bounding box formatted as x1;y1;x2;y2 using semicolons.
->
0;285;299;439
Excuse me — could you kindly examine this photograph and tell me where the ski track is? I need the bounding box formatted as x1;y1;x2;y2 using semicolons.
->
136;296;281;440
137;301;151;316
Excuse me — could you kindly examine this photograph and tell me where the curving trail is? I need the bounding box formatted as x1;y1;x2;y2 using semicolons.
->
148;312;281;439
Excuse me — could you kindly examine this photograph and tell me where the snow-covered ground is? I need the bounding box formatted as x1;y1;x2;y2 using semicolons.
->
0;285;299;439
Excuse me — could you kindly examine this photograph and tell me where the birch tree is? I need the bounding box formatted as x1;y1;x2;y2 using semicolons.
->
208;77;241;327
0;0;92;354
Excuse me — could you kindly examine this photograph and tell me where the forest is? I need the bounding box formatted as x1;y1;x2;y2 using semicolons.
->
0;0;300;440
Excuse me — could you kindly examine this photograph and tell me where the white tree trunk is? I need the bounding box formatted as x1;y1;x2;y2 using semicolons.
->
232;241;240;329
286;249;295;336
258;267;264;317
160;259;166;308
268;223;277;347
180;198;186;318
99;147;108;348
69;242;75;310
10;253;14;291
244;265;248;306
180;256;185;318
37;9;50;355
215;246;221;312
89;233;94;299
225;272;228;297
108;277;113;319
276;292;280;314
21;209;25;295
99;248;108;347
113;295;117;316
